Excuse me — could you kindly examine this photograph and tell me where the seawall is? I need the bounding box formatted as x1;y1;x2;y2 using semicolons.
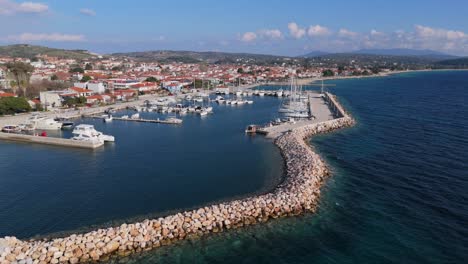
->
0;94;355;264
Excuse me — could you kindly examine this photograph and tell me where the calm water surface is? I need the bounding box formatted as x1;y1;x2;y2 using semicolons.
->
114;71;467;264
0;95;285;238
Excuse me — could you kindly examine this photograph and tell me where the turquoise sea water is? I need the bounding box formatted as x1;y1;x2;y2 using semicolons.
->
114;71;467;264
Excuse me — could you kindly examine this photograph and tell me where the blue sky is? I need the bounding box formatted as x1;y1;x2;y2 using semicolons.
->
0;0;467;55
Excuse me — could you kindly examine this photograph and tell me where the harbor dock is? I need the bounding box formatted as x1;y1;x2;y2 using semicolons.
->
257;92;336;138
0;132;104;149
85;115;183;124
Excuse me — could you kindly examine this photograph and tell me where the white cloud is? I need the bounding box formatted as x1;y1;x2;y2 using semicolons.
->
370;29;384;37
288;22;306;39
0;0;48;14
307;25;330;37
259;29;283;40
338;28;358;38
7;33;86;42
79;8;96;16
415;25;466;40
241;32;257;42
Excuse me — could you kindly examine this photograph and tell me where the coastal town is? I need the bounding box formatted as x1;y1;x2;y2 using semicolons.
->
0;50;394;114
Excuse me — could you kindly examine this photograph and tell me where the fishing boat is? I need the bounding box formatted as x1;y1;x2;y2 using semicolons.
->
72;124;115;142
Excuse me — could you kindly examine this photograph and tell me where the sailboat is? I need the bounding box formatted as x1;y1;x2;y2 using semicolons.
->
279;77;309;118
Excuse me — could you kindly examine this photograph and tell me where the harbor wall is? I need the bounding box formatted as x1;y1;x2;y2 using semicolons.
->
0;132;103;149
0;95;355;264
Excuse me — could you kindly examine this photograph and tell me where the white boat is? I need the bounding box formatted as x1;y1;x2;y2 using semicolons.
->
27;115;62;130
258;91;265;96
235;91;242;96
236;100;245;105
165;117;183;124
246;100;254;104
131;113;140;119
276;90;284;97
72;124;114;142
199;111;208;116
104;115;113;122
205;106;213;113
1;125;21;133
121;115;129;119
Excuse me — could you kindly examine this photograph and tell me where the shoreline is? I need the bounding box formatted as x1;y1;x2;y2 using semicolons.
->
0;93;355;264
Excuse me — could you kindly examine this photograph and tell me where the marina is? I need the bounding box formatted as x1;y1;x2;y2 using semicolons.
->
0;85;354;263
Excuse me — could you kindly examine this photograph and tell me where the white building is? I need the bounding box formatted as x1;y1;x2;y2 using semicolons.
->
39;91;62;108
74;82;106;94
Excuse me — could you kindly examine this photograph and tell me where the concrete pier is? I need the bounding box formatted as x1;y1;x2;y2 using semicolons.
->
0;132;104;149
258;92;334;138
85;116;183;124
0;93;355;264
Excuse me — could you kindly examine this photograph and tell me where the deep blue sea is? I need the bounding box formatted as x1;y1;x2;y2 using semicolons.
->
1;71;467;263
114;71;467;264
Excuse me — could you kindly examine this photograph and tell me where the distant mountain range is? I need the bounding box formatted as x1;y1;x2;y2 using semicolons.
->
301;48;458;60
0;44;466;69
111;50;290;64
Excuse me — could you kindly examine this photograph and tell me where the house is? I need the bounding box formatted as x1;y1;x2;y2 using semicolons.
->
131;82;158;92
67;87;94;97
74;81;106;94
0;92;16;97
39;91;62;108
114;89;136;100
162;82;182;93
86;94;112;104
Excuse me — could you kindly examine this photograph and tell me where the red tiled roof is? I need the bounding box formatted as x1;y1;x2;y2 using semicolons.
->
69;87;92;93
0;92;16;97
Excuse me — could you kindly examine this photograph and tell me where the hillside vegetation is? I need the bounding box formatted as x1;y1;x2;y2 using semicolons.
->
0;44;94;60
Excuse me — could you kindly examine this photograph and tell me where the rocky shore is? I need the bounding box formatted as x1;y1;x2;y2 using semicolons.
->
0;95;355;264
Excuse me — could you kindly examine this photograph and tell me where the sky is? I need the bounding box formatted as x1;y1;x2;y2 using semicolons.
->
0;0;467;56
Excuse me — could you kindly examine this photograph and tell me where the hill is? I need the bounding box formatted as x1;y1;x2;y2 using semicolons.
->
434;57;468;68
300;51;330;58
0;44;95;60
354;48;457;60
112;50;293;64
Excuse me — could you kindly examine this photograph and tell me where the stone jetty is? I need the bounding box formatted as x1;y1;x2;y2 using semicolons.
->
0;94;355;264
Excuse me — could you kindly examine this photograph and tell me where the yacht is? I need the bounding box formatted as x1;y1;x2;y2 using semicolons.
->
72;124;115;142
54;117;74;129
130;113;140;119
199;111;208;116
276;90;284;97
27;115;62;130
258;91;265;96
121;115;129;119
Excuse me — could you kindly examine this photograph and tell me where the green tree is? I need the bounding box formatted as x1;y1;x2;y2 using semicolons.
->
0;97;31;115
50;74;58;81
322;69;334;77
145;76;158;82
85;63;93;70
5;61;34;97
81;75;92;82
70;67;84;73
111;66;122;71
237;68;244;74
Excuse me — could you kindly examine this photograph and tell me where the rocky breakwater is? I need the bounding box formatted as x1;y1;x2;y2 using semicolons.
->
0;97;355;264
